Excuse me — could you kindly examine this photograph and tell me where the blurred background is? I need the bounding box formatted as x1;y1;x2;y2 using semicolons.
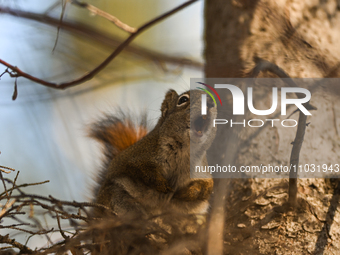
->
3;1;340;253
0;0;204;201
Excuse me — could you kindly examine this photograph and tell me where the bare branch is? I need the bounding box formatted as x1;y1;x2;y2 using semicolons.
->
0;68;9;79
249;59;313;209
0;172;9;197
1;224;53;235
0;7;203;69
0;0;199;92
52;0;68;52
0;199;16;217
0;167;13;174
0;234;33;254
71;0;137;33
288;111;307;207
8;171;19;197
0;179;50;197
0;170;210;254
56;213;69;240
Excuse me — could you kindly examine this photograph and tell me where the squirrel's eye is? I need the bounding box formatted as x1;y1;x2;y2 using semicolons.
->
177;94;189;106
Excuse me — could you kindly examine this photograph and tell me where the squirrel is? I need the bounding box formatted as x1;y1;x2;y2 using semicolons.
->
89;89;217;219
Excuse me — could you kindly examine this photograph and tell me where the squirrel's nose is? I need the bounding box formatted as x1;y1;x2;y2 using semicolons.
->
207;97;215;109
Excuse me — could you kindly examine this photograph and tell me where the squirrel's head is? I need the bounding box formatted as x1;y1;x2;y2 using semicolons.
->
157;89;217;152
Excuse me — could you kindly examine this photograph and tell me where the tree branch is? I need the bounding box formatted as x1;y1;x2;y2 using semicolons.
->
288;111;307;207
71;0;137;33
0;0;199;91
0;165;14;174
0;6;203;69
249;59;312;209
0;234;33;254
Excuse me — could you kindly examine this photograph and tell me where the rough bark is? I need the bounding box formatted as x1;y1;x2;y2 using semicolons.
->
204;0;340;254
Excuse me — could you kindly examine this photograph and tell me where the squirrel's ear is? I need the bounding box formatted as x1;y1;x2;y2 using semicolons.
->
161;89;178;117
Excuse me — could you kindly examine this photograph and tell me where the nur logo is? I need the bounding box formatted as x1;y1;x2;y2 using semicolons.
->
196;82;222;115
198;83;312;116
197;82;313;128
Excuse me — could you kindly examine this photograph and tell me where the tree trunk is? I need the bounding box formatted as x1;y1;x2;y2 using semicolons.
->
204;0;340;254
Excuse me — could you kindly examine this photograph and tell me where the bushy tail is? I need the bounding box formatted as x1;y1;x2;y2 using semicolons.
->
89;112;148;167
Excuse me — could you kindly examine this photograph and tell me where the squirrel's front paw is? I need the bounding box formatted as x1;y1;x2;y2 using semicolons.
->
173;179;213;201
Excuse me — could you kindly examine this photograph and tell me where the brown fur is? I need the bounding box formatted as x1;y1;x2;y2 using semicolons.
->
102;121;147;152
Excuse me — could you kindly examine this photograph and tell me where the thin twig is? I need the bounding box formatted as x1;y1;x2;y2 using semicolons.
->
52;0;67;52
3;192;115;217
0;223;30;228
0;171;94;253
0;180;50;197
0;246;15;250
0;0;198;91
0;7;203;69
8;171;19;197
71;0;137;33
0;234;33;254
0;165;15;174
0;199;16;217
249;60;312;208
0;168;12;174
56;213;69;240
0;225;53;235
288;110;307;207
0;68;8;79
0;172;9;197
